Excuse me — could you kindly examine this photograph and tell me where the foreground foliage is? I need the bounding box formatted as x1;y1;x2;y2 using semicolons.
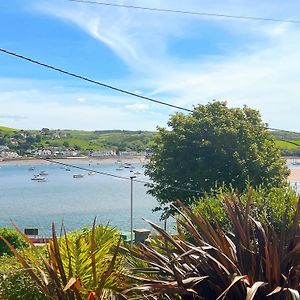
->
194;185;298;233
0;228;27;256
1;191;300;299
0;222;128;300
0;254;46;300
125;196;300;299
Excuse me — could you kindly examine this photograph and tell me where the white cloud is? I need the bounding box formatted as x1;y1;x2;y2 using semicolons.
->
0;85;167;130
3;1;300;130
76;97;86;102
125;103;149;111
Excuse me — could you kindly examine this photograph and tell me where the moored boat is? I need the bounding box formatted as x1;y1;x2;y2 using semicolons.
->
39;171;48;176
31;175;46;182
73;174;84;178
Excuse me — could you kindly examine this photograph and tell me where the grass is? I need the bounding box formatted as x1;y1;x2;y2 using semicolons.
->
0;126;17;133
42;138;106;151
3;125;300;153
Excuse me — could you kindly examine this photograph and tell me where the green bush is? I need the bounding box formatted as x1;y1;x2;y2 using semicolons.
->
0;255;46;300
194;185;298;233
0;228;27;256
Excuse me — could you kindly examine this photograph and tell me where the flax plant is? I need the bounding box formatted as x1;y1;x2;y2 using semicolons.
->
125;196;300;299
0;220;129;300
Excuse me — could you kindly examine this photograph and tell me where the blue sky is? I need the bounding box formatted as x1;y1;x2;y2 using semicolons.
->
1;0;300;131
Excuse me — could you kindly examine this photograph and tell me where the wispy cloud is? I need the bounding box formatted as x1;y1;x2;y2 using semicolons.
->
2;1;300;130
0;114;27;121
125;103;149;111
76;97;86;103
0;83;167;130
35;0;300;130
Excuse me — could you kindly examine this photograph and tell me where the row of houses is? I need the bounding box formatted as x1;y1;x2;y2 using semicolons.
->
0;144;151;160
0;150;20;160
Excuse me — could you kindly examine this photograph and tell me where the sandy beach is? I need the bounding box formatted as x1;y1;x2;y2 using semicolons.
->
0;156;148;166
288;169;300;181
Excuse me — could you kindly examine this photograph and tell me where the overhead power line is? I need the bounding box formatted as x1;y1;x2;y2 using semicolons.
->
0;47;300;135
68;0;300;24
45;159;206;195
0;48;192;113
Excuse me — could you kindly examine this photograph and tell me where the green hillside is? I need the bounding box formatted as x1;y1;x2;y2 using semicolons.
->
275;140;300;149
1;126;300;156
40;130;155;152
0;126;17;133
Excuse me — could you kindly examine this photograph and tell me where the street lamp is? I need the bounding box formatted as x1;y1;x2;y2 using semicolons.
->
130;175;136;246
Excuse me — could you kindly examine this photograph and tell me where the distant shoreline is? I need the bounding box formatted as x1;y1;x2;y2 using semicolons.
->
2;156;300;181
0;156;148;166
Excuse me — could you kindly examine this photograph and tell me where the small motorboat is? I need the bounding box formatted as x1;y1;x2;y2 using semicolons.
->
31;175;46;182
65;168;71;171
88;171;96;175
39;171;48;176
73;174;84;178
134;171;142;175
28;166;35;171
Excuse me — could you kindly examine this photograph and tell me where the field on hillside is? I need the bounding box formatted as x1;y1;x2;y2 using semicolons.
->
275;140;300;149
2;125;300;154
0;126;155;152
0;126;17;133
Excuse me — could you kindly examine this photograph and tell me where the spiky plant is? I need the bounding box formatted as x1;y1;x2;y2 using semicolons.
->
124;195;300;299
0;221;129;300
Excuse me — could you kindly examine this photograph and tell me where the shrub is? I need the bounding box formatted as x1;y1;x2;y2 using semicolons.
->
0;228;27;256
194;185;298;233
0;222;129;300
0;255;46;300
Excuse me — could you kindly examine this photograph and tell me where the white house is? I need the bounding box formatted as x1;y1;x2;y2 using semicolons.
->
0;151;20;159
89;150;116;157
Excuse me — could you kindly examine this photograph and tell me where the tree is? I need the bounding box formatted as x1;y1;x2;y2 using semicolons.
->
62;141;70;148
145;101;289;215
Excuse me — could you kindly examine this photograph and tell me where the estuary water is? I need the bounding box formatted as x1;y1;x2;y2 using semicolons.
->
0;161;163;237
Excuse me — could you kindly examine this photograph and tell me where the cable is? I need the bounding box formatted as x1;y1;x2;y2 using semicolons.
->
68;0;300;24
0;48;192;113
1;47;300;135
45;158;131;181
44;158;207;195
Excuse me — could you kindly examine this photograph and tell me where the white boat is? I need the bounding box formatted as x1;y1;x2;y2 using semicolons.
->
31;175;46;182
28;167;35;171
134;171;142;175
73;174;84;178
88;171;96;175
39;171;48;176
116;167;124;171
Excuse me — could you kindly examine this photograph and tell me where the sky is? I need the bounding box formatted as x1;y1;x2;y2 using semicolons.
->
1;0;300;131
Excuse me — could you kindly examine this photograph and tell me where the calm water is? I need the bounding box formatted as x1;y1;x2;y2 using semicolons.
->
0;161;163;236
0;159;297;237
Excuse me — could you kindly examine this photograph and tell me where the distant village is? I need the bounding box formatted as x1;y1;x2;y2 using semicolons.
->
0;128;151;160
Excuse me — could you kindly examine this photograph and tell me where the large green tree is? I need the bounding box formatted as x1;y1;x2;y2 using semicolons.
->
145;101;289;215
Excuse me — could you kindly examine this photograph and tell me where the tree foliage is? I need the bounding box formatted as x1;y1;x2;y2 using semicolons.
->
0;228;27;256
145;101;289;214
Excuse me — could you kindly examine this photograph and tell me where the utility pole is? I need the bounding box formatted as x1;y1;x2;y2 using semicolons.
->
130;175;136;246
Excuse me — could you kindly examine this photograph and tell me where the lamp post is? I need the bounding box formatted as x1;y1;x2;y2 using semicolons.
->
130;175;136;246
